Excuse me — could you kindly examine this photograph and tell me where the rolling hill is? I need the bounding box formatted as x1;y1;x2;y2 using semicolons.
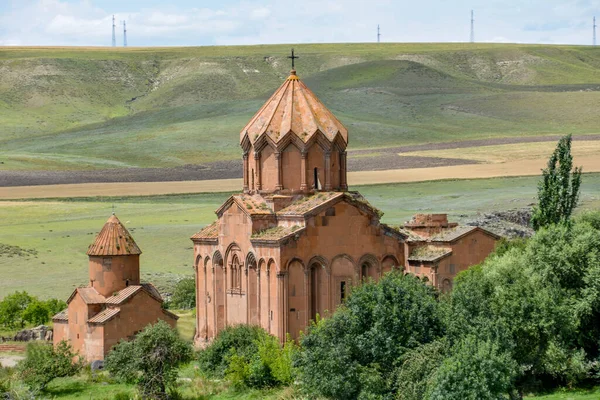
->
1;43;600;172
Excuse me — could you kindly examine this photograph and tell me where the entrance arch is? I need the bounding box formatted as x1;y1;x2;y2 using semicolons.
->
213;250;225;334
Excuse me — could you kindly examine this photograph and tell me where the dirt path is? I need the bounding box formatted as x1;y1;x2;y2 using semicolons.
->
1;154;599;199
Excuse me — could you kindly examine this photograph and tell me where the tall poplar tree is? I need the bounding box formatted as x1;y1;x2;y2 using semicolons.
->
531;134;582;230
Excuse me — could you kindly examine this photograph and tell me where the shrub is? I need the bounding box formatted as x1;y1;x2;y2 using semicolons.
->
105;320;193;400
394;339;448;400
198;325;296;390
170;278;196;310
18;340;82;391
427;336;517;400
295;272;444;400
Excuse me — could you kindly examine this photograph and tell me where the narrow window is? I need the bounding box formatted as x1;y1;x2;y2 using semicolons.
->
361;264;368;280
251;169;255;189
340;281;346;302
125;279;129;287
314;167;318;189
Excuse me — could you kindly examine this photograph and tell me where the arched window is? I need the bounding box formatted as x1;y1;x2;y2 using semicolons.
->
231;255;242;291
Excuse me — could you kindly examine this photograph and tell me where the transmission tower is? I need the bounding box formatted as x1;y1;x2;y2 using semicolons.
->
111;15;116;47
377;24;381;43
594;16;597;46
123;20;127;47
470;10;475;43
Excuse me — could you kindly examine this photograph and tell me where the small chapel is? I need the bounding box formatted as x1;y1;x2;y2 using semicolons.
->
53;214;178;362
192;63;500;344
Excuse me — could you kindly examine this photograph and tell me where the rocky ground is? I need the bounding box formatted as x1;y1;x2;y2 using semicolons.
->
464;208;534;238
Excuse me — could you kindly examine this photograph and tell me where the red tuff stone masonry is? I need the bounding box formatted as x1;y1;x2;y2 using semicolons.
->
53;215;177;362
192;70;501;346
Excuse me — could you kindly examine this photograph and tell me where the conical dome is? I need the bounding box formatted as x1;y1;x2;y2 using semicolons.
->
240;70;348;146
87;214;141;256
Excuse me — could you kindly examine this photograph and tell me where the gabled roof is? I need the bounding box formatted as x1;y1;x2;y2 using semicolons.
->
276;192;382;219
87;214;141;256
67;287;105;305
191;221;219;241
251;225;305;243
87;308;120;325
429;226;501;243
215;194;274;218
408;245;453;263
52;309;68;323
104;284;163;305
240;70;348;146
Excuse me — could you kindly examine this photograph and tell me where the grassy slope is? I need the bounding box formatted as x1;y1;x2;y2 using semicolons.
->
1;173;599;300
1;44;600;170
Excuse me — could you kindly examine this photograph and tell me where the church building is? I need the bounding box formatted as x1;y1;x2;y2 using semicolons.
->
53;214;178;362
192;66;499;345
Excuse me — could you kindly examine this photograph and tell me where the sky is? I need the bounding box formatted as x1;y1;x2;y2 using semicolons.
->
0;0;599;47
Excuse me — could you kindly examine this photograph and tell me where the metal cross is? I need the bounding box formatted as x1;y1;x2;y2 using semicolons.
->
288;48;299;69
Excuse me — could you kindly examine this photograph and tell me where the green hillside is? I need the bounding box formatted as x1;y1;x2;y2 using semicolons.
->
1;43;600;170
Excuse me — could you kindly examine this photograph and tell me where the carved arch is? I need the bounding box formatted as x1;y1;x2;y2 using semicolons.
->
204;256;211;269
331;253;356;266
285;257;306;272
307;255;329;274
194;254;203;271
358;254;380;270
224;242;242;266
246;252;258;271
212;250;224;268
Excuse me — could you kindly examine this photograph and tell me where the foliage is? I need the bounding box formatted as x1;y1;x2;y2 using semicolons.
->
394;339;448;400
21;300;51;326
427;336;518;400
0;291;35;328
198;325;296;390
169;278;196;310
531;134;582;230
295;272;444;400
0;291;67;328
17;340;82;391
446;216;600;391
105;320;193;400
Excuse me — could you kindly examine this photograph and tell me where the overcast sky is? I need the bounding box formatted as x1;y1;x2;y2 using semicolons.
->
0;0;598;47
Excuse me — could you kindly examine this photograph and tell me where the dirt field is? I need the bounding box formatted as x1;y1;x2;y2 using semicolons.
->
1;135;598;199
2;153;599;200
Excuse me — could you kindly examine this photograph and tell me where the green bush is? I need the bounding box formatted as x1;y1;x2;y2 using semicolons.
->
17;340;82;391
427;336;517;400
0;291;35;328
105;320;193;400
295;272;444;400
394;339;448;400
170;278;196;310
22;300;51;326
198;325;296;390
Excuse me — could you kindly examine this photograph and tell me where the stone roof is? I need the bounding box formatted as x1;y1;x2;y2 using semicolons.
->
251;225;305;242
67;287;105;305
87;214;141;256
277;192;343;216
240;70;348;147
105;284;163;305
52;309;68;323
408;245;453;262
215;194;274;218
191;221;219;240
429;226;478;242
87;308;120;325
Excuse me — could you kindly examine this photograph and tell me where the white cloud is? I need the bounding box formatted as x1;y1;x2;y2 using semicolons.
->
0;0;598;46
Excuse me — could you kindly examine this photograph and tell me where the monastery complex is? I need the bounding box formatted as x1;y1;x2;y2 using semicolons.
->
192;69;500;345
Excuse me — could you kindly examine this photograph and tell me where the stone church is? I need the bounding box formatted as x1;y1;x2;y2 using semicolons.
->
192;68;499;344
53;214;177;362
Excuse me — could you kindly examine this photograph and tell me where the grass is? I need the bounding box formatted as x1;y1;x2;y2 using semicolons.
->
525;387;600;399
1;174;599;300
2;43;600;170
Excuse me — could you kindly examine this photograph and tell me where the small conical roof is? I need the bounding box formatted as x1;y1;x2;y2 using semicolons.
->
240;70;348;146
87;214;141;256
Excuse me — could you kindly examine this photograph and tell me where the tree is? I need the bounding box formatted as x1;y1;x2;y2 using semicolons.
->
531;134;582;230
169;278;196;309
427;336;517;400
22;300;51;326
0;291;34;328
18;340;82;391
105;320;193;399
295;272;444;400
